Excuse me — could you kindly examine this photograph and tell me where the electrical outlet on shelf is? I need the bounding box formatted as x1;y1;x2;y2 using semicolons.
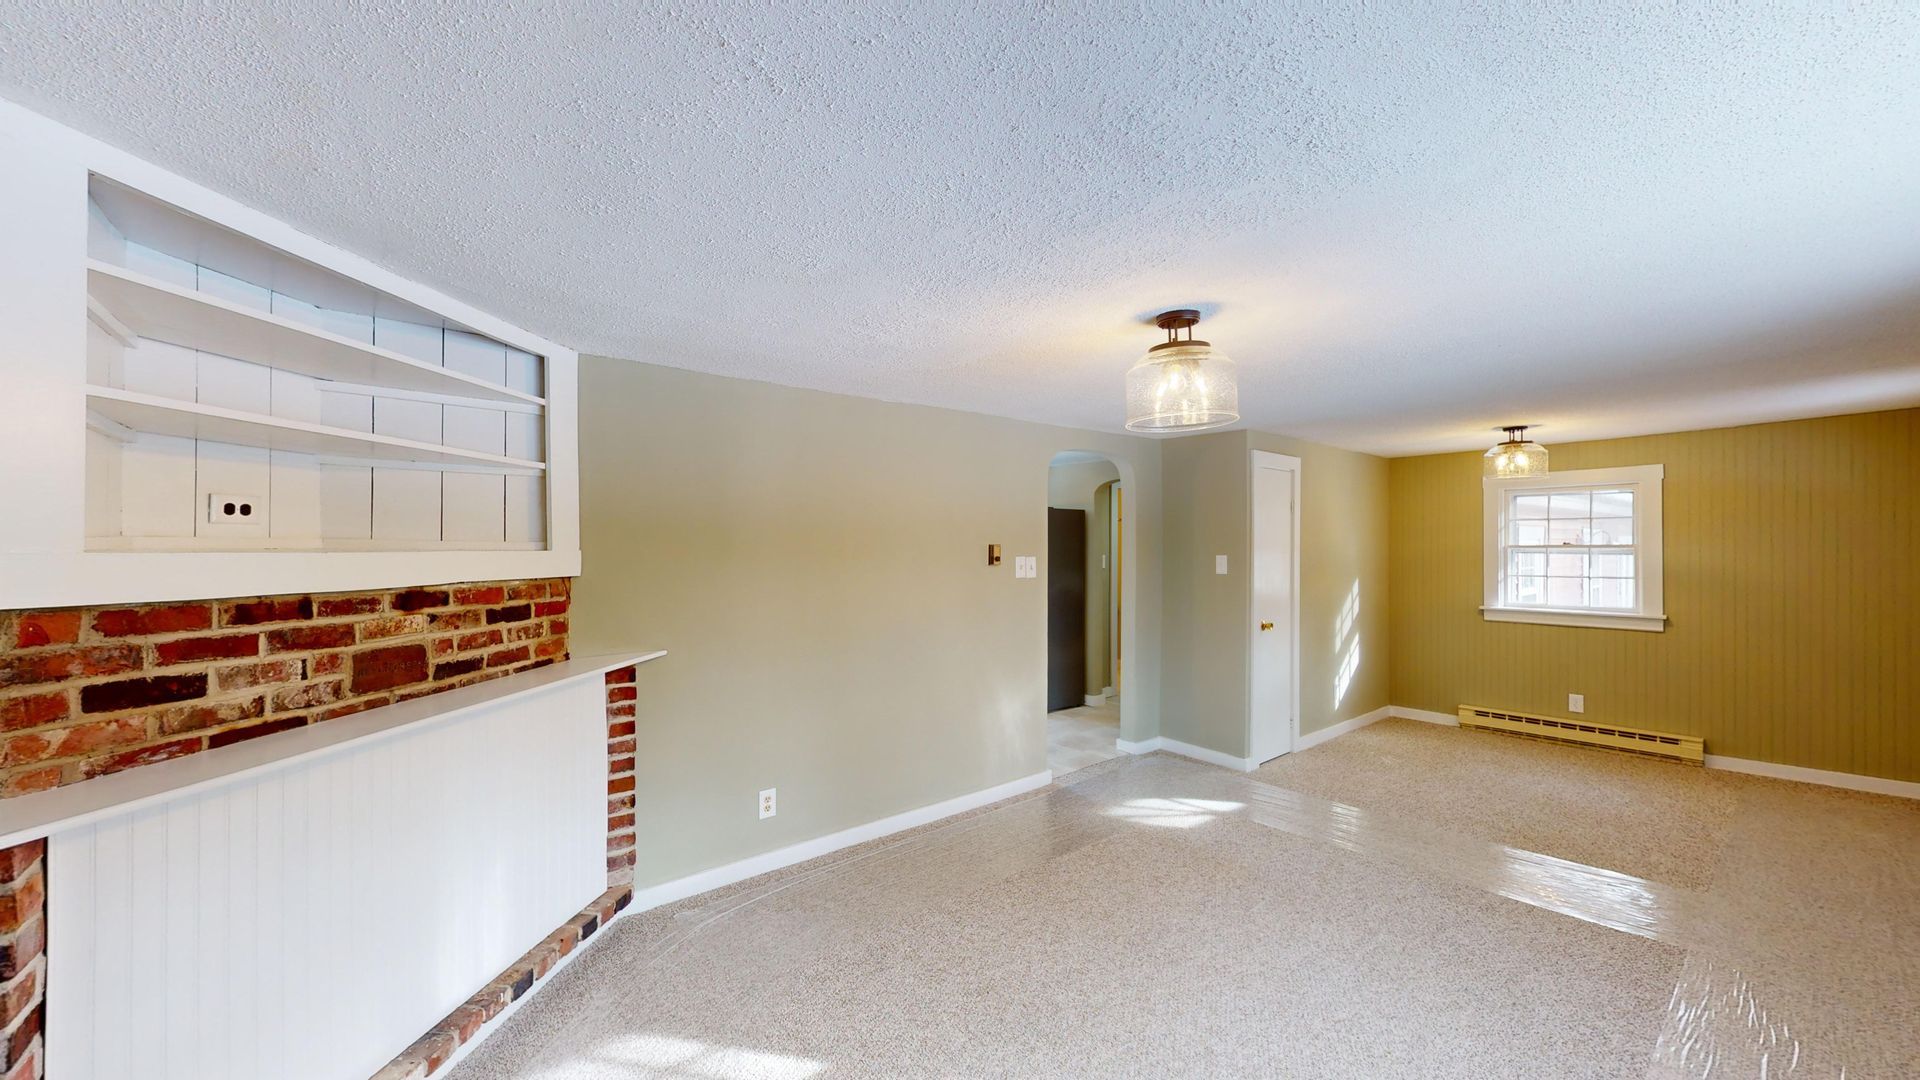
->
206;492;263;525
759;788;776;819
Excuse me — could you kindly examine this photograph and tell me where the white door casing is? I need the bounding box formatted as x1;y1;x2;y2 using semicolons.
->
1249;451;1300;764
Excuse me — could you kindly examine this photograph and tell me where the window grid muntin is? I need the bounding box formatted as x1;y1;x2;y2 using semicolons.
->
1502;486;1639;612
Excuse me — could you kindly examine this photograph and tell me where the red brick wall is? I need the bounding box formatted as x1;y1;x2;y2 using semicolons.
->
0;579;570;794
0;842;43;1080
606;666;638;883
0;578;575;1080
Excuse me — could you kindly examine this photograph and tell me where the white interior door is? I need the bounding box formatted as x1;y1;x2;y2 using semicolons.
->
1250;451;1299;764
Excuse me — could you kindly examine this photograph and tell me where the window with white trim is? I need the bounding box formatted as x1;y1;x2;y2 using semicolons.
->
1482;464;1665;632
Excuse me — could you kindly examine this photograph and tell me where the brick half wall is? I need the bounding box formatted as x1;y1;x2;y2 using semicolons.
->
0;578;597;1080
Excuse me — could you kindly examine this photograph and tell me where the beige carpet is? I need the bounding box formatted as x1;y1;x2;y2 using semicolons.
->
1255;719;1744;889
449;721;1920;1079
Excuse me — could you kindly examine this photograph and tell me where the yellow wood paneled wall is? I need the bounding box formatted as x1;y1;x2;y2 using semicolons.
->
1389;409;1917;782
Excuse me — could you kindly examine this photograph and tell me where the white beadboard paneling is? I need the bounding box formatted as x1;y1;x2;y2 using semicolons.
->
443;407;504;453
119;434;196;537
506;347;542;396
444;471;506;542
444;405;506;543
85;315;123;386
84;428;122;538
194;351;271;412
194;351;273;539
506;475;545;543
121;239;195;288
270;367;324;424
86;195;127;263
445;330;507;382
122;337;196;399
373;396;444;541
506;411;546;543
162;804;199;1080
195;265;270;312
374;317;442;365
268;369;323;540
441;331;510;540
46;677;607;1080
319;389;373;433
271;291;374;343
320;466;374;540
320;392;374;540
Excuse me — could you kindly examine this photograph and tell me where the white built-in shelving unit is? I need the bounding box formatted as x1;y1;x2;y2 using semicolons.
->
0;101;581;607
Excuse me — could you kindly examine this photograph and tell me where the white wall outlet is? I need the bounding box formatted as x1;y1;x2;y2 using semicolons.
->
1568;693;1585;714
759;788;776;819
1215;554;1229;575
207;492;263;525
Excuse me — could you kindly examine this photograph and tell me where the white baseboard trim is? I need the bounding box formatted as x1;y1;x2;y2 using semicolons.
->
1115;735;1256;772
1704;755;1920;800
1392;706;1459;726
1083;692;1107;707
1390;706;1913;800
1296;706;1393;752
626;769;1054;914
1102;685;1114;698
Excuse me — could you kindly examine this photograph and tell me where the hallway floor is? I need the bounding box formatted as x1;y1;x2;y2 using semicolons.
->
450;719;1920;1079
1044;699;1122;776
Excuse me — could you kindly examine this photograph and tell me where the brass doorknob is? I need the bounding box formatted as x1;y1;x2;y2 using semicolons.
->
1259;621;1274;631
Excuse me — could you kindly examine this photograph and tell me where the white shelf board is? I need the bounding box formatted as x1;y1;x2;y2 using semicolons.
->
91;175;461;330
0;651;665;849
83;536;546;553
88;260;543;406
86;387;548;474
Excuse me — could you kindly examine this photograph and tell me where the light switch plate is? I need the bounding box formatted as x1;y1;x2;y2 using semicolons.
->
1216;555;1229;575
1568;693;1585;714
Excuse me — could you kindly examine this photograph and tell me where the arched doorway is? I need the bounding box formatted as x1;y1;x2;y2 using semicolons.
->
1045;451;1127;775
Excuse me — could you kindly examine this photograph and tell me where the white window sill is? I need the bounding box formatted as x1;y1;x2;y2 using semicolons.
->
1480;606;1667;632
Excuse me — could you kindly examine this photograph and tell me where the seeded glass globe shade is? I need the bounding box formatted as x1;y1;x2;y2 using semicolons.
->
1484;426;1549;478
1125;310;1239;433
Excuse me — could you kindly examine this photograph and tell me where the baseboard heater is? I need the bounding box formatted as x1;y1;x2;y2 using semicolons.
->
1457;705;1704;765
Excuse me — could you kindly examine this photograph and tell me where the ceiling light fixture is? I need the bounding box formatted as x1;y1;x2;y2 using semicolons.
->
1125;309;1238;433
1484;425;1549;478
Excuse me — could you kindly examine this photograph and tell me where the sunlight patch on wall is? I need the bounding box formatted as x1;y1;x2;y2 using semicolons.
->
1333;579;1361;708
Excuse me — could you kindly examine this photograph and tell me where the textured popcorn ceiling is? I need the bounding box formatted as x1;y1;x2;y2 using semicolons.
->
4;4;1919;454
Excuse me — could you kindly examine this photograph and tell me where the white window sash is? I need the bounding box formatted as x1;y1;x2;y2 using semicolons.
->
1482;464;1665;632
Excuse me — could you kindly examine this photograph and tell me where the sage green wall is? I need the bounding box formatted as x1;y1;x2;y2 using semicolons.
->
1160;430;1392;758
1048;458;1121;696
1389;409;1919;783
572;359;1164;888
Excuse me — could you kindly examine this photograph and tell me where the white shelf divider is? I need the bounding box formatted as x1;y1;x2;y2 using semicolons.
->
87;260;544;406
86;387;547;474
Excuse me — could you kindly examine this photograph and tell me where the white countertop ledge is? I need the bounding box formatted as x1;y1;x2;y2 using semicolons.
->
0;650;665;849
